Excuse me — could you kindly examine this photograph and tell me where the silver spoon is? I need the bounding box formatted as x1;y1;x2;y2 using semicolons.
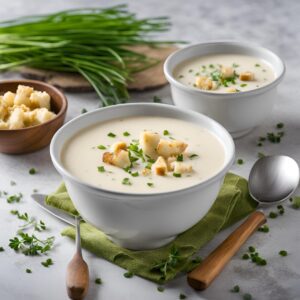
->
188;155;299;290
66;216;90;300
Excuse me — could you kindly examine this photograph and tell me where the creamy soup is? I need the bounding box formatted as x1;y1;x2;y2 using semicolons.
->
62;116;225;194
174;54;275;93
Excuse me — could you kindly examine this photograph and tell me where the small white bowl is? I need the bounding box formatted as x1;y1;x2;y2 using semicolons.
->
50;104;235;250
164;41;285;138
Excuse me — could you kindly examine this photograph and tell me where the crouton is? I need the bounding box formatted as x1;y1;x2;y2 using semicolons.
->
152;156;168;176
239;71;254;81
35;108;56;124
0;104;8;120
30;91;51;110
8;107;25;129
167;156;176;171
103;150;131;169
14;85;33;107
171;161;193;174
103;152;114;165
157;139;188;158
195;76;217;90
139;131;160;159
111;141;127;153
221;66;234;78
0;120;8;130
2;92;15;107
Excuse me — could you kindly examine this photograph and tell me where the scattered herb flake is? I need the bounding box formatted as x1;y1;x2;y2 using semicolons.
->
243;293;253;300
131;171;139;177
178;75;184;79
257;142;263;147
97;166;105;173
123;271;134;278
97;145;107;150
7;193;22;204
0;247;4;252
291;196;300;209
258;224;269;233
107;132;116;138
242;253;250;260
279;250;288;257
173;173;181;178
163;130;169;136
209;64;214;68
230;285;240;293
240;83;247;87
276;122;284;129
189;154;198;159
26;268;32;274
122;178;132;186
123;131;130;137
81;108;87;114
29;168;37;175
269;211;278;219
255;64;260;67
10;180;16;186
232;63;239;68
153;95;162;103
147;182;154;187
157;286;165;292
179;293;187;299
258;152;266;158
176;154;183;162
237;159;244;165
248;246;255;253
41;258;53;268
95;278;102;284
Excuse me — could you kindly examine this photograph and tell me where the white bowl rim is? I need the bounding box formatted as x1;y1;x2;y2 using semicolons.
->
164;40;286;98
50;103;235;199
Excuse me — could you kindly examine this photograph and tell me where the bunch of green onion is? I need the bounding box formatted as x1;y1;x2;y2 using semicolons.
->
0;5;174;106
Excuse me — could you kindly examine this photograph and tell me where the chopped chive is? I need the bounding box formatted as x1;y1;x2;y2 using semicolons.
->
123;271;134;278
188;69;193;73
26;268;32;274
176;154;183;162
107;132;116;138
157;286;165;292
29;168;37;175
97;145;107;150
123;131;130;136
153;95;162;103
237;158;244;165
178;75;184;79
81;108;87;114
179;294;187;299
257;142;263;147
131;171;139;177
258;225;269;233
95;278;102;284
240;83;247;87
230;285;240;293
41;258;53;268
259;137;266;142
97;166;105;173
173;173;181;178
291;196;300;209
255;64;260;67
248;246;255;253
0;247;4;252
243;293;253;300
189;154;198;159
163;130;170;136
276;122;284;129
279;250;288;257
269;211;278;219
122;178;132;186
242;253;249;260
147;182;154;187
209;64;214;68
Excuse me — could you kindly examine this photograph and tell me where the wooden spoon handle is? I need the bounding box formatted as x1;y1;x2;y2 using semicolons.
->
187;211;266;290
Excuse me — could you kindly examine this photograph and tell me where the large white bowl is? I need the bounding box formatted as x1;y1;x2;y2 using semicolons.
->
164;41;285;138
50;103;235;250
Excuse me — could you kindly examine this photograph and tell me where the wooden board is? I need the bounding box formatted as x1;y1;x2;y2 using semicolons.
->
19;45;178;93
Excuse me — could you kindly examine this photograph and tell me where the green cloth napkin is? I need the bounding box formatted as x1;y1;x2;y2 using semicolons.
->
46;173;257;283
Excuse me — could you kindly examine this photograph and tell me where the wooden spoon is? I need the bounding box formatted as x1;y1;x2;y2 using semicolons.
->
66;217;89;300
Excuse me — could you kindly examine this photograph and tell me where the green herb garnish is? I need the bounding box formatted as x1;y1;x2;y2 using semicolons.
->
29;168;37;175
97;145;107;150
10;180;16;186
95;278;102;284
179;294;187;299
242;253;249;260
97;166;105;173
279;250;288;256
123;271;134;278
41;258;53;268
9;232;54;256
176;154;183;162
157;286;165;292
255;64;260;67
258;152;265;158
26;268;32;274
243;293;252;300
122;178;132;186
123;131;130;136
237;158;244;165
276;122;284;129
107;132;116;138
209;64;214;68
258;224;269;233
230;285;240;293
269;211;278;219
0;247;4;252
232;63;239;68
7;193;22;204
173;173;181;178
248;246;255;253
240;83;247;87
153;95;162;103
291;196;300;209
81;108;87;114
189;154;198;159
163;130;170;136
178;75;184;79
147;182;154;187
131;171;139;177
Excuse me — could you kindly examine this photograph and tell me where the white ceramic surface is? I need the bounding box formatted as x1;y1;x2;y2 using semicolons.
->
164;41;286;138
50;103;235;249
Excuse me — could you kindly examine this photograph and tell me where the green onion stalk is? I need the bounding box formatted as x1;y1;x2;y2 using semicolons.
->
0;5;176;106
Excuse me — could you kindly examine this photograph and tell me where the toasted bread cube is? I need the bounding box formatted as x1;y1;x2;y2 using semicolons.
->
171;161;193;174
30;91;51;110
3;92;15;107
0;104;8;120
112;150;131;169
195;76;216;90
111;141;127;153
103;152;114;165
167;156;176;171
221;66;234;78
226;87;238;93
157;139;188;158
8;107;25;129
35;108;56;124
14;85;33;107
0;120;8;130
24;111;38;126
239;72;254;81
152;156;168;176
139;131;160;159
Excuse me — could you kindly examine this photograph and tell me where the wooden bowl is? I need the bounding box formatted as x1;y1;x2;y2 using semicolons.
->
0;79;68;154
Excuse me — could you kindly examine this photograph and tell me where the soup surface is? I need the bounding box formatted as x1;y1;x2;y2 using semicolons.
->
173;54;275;93
62;116;225;193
